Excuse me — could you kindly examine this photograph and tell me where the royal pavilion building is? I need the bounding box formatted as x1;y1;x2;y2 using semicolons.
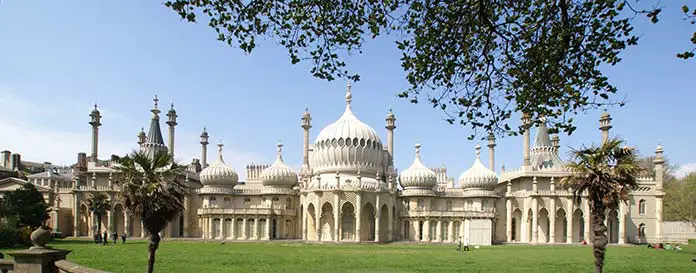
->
0;84;667;245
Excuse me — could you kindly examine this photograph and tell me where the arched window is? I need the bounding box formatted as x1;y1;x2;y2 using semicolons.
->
638;223;646;238
638;199;646;215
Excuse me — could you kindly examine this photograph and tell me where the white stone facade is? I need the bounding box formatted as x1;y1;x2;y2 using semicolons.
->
4;85;668;245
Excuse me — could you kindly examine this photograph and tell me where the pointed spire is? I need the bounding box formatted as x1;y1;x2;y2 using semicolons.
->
216;140;225;162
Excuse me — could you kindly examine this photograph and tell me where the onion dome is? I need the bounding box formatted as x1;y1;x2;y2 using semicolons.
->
399;143;437;189
459;144;498;190
310;82;385;174
199;142;238;187
261;142;298;188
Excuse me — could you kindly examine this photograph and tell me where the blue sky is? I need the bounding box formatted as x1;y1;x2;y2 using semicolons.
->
0;1;694;179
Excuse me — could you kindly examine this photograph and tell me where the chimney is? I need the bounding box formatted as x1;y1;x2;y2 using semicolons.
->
10;153;21;171
77;152;88;171
1;150;10;168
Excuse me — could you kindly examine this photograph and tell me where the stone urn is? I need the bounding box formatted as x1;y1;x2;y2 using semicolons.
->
29;226;51;249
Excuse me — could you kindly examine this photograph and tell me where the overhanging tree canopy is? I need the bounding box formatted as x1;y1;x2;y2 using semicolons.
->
165;0;693;139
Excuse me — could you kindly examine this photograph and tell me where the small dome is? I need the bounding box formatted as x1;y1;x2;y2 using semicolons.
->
399;143;437;189
459;144;497;190
261;142;298;188
199;142;238;187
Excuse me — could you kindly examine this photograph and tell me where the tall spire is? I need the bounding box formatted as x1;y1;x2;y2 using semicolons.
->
530;116;563;170
141;95;168;157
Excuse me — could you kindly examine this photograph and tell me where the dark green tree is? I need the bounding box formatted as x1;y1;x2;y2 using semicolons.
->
1;183;50;229
87;192;112;233
561;138;641;273
164;0;693;139
664;172;696;228
114;151;187;273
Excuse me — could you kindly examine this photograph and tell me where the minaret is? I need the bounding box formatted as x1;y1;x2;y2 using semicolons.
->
89;104;102;163
653;143;665;191
137;127;146;147
522;113;531;167
385;107;396;165
166;103;178;157
599;110;612;144
487;133;496;171
200;127;210;168
300;106;312;178
551;134;560;155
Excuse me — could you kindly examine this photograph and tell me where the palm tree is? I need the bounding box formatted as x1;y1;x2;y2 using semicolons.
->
561;137;641;273
87;192;112;234
114;150;186;273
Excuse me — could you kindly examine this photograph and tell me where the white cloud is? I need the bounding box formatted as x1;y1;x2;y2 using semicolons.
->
675;162;696;179
0;87;267;180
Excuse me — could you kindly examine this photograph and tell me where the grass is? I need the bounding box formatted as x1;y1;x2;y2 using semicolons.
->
3;239;695;273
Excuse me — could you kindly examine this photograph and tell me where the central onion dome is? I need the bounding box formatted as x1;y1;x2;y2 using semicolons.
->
310;82;385;174
459;144;498;190
199;142;238;188
399;143;437;189
261;142;298;188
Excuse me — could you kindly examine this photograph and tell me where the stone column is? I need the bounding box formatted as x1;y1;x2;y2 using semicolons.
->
302;209;308;240
423;220;430;241
107;210;113;233
464;219;470;242
459;219;465;241
254;218;259;240
566;201;573;243
52;209;59;232
265;218;271;240
505;198;512;242
520;204;528;242
355;193;362;242
231;217;236;239
219;218;225;239
618;202;626;244
183;196;189;237
334;193;340;241
655;197;663;241
387;206;394;241
124;212;130;237
436;220;442;242
315;207;321;241
209;218;214;239
549;198;556;244
448;221;454;242
374;215;381;242
242;218;248;239
531;198;538;244
72;195;80;237
375;194;381;242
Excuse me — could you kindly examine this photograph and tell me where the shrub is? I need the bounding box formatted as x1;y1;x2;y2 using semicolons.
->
0;223;19;248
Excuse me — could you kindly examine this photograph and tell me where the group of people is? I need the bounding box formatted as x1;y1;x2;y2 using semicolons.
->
647;243;682;251
456;237;470;252
93;231;127;245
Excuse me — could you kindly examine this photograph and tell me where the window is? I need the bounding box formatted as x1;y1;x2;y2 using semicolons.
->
638;199;646;215
638;223;646;238
224;197;230;202
417;199;424;210
446;200;453;211
482;200;488;211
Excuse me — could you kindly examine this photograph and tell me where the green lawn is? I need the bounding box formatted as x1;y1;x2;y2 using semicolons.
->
3;239;695;273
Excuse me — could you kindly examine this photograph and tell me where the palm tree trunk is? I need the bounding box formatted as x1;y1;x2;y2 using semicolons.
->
147;231;161;273
590;201;609;273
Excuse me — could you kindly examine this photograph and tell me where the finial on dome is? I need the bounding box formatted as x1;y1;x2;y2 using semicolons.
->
345;81;352;105
475;144;481;158
93;103;98;110
277;141;283;154
305;105;309;112
415;142;422;158
217;140;224;152
151;95;160;116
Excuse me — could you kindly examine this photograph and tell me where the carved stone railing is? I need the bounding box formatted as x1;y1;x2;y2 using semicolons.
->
197;207;297;216
400;209;496;218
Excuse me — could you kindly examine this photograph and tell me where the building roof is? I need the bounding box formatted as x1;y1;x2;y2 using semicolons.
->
529;120;565;170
